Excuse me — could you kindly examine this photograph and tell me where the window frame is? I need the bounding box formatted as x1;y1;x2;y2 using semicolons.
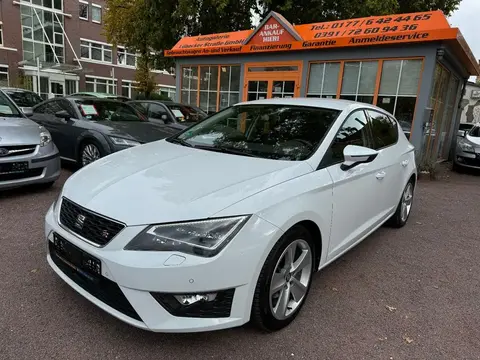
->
91;3;102;23
365;109;399;150
0;65;9;86
0;24;3;46
180;64;241;113
79;0;88;21
80;39;113;63
85;75;117;94
318;108;376;169
116;47;138;67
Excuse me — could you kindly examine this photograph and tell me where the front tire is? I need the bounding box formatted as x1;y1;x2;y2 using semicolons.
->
387;180;414;228
251;225;315;332
79;141;105;167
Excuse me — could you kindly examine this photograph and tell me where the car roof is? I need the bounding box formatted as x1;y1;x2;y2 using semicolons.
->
235;97;388;113
72;92;124;98
66;96;124;102
0;87;37;93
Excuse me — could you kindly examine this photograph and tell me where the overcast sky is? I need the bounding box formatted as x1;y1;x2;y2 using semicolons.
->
449;0;479;80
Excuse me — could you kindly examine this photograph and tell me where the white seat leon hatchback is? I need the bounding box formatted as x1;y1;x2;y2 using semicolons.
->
45;98;417;333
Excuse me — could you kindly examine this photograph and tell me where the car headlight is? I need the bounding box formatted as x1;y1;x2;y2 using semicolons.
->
109;136;140;147
124;215;250;257
459;139;475;153
39;126;52;147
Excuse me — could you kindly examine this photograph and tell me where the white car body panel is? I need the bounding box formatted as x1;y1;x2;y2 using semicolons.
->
45;98;417;332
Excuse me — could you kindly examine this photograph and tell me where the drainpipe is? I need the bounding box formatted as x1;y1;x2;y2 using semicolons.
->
449;78;468;161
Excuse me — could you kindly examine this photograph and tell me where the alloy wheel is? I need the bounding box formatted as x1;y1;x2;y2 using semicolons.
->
81;144;101;167
269;239;313;320
400;183;413;222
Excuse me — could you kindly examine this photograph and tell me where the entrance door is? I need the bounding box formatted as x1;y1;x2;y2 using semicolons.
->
244;62;302;101
50;81;65;98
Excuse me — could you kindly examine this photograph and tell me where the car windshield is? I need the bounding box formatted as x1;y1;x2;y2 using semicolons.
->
0;91;23;117
4;90;43;107
170;104;340;161
74;99;145;122
166;104;208;122
469;126;480;137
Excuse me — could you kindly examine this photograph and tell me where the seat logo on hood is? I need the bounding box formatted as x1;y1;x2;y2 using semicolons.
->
75;214;86;230
0;148;9;157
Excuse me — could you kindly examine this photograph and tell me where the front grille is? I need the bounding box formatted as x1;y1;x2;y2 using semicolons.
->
59;198;125;246
151;289;235;318
49;240;141;321
458;155;480;167
0;145;37;157
0;168;43;181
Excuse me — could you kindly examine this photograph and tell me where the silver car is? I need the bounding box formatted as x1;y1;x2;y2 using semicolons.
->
453;123;480;171
0;89;60;190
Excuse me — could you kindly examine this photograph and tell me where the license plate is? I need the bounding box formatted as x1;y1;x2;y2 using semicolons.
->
52;234;102;280
0;161;28;173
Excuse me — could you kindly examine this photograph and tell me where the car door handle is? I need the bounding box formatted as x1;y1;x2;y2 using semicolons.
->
401;160;409;167
376;171;386;180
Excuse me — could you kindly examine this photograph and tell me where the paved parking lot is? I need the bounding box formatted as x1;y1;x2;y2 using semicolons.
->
1;166;480;360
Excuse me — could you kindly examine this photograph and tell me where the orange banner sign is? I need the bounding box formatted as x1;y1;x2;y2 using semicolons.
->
165;10;458;57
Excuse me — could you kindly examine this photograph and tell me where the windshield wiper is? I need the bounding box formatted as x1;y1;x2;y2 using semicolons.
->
167;137;194;148
195;145;257;157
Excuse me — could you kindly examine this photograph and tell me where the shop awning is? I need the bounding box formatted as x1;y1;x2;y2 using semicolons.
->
166;10;480;76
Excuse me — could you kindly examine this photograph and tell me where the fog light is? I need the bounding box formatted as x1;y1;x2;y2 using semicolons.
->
457;156;464;163
150;288;235;318
174;293;217;305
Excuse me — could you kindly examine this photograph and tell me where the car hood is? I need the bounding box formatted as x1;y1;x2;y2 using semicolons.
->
94;121;179;143
0;117;41;145
62;140;313;225
466;134;480;146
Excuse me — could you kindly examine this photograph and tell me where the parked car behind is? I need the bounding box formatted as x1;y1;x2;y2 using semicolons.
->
70;92;130;102
453;123;480;171
1;87;44;115
0;89;60;190
128;100;208;128
29;96;180;167
45;98;417;333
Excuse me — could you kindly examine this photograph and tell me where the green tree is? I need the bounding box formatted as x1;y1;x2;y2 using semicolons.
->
256;0;462;24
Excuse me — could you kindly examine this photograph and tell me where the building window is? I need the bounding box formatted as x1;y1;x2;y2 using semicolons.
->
219;66;240;110
21;4;65;64
79;1;88;20
21;0;63;11
340;61;378;104
376;59;422;129
92;4;101;23
121;80;138;98
117;47;137;67
66;79;77;95
85;76;116;94
181;65;240;112
181;66;198;106
158;86;176;101
0;24;3;46
307;62;340;98
80;40;112;63
0;66;9;86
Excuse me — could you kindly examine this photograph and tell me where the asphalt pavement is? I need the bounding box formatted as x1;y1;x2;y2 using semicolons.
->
1;166;480;360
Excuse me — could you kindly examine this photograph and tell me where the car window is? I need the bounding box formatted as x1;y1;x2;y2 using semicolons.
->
166;104;207;122
74;99;145;122
58;99;77;118
469;126;480;137
129;102;148;116
173;104;340;161
0;91;22;117
325;110;373;165
4;90;43;107
148;103;168;120
42;100;64;115
367;110;398;149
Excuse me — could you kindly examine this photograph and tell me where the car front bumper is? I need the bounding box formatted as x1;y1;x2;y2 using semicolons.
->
45;204;282;333
0;142;60;190
454;149;480;169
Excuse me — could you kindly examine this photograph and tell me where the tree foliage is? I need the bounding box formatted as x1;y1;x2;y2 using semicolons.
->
257;0;462;24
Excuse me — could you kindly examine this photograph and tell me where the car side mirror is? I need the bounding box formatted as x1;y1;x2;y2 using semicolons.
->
458;130;467;137
20;107;33;117
340;145;379;171
55;110;71;120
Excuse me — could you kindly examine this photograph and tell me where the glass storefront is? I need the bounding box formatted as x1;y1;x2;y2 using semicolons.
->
181;65;240;113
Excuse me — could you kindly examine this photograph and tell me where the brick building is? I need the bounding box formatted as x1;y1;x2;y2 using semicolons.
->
0;0;176;99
